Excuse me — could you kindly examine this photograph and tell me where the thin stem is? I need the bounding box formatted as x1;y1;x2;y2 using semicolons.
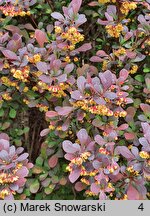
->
46;0;55;11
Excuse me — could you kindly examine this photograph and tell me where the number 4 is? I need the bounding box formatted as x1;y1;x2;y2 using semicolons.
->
138;203;144;211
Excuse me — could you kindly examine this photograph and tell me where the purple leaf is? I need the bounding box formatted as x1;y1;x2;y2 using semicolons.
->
105;12;113;21
0;32;9;44
75;43;92;52
75;14;87;26
35;29;47;48
0;133;9;141
36;62;48;73
77;129;88;145
91;183;99;194
99;70;113;90
77;110;85;121
97;18;109;25
117;124;128;131
107;5;116;18
75;182;85;191
64;63;74;73
0;150;9;161
99;191;107;200
57;74;67;83
138;14;146;24
124;133;135;140
64;153;75;161
39;75;51;83
51;12;65;21
16;166;29;177
140;103;150;114
139;137;149;151
71;90;83;100
17;153;29;162
119;69;129;82
48;155;58;168
88;1;99;6
77;76;86;92
46;111;58;118
90;56;103;62
71;0;82;14
5;25;21;34
9;146;16;158
24;23;35;31
2;50;18;60
53;59;61;71
115;146;134;160
93;160;102;169
96;50;108;57
69;168;81;183
62;140;80;153
127;184;140;200
0;139;9;151
126;50;136;59
95;135;106;146
55;106;74;116
104;92;117;99
62;119;71;131
40;129;50;137
16;147;24;155
131;147;139;157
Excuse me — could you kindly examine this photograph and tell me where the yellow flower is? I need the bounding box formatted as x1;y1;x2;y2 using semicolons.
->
33;54;41;63
139;151;149;159
121;2;137;15
55;26;62;34
98;0;116;3
0;189;10;199
81;178;90;185
23;87;29;93
129;65;138;74
64;56;71;63
85;190;97;197
106;24;123;38
49;125;55;130
2;93;12;101
114;48;126;57
74;57;79;62
102;60;108;71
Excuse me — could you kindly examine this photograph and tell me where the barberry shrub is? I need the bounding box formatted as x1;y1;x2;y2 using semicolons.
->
0;0;150;200
0;133;33;200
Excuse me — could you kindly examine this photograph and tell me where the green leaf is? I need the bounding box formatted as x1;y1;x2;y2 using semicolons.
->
24;189;31;197
0;108;4;117
47;141;57;147
44;187;53;195
14;139;22;146
1;122;11;130
135;75;144;82
23;127;30;133
9;108;17;118
36;156;44;166
143;68;150;73
29;180;40;194
17;129;24;136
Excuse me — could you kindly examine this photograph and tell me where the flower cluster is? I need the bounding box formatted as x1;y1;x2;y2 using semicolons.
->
120;2;137;15
0;5;31;16
11;66;30;82
0;0;149;201
0;0;34;17
0;133;33;200
60;27;84;51
98;0;116;4
105;24;124;38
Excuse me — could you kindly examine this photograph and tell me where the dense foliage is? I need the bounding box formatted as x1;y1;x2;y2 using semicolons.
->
0;0;149;200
